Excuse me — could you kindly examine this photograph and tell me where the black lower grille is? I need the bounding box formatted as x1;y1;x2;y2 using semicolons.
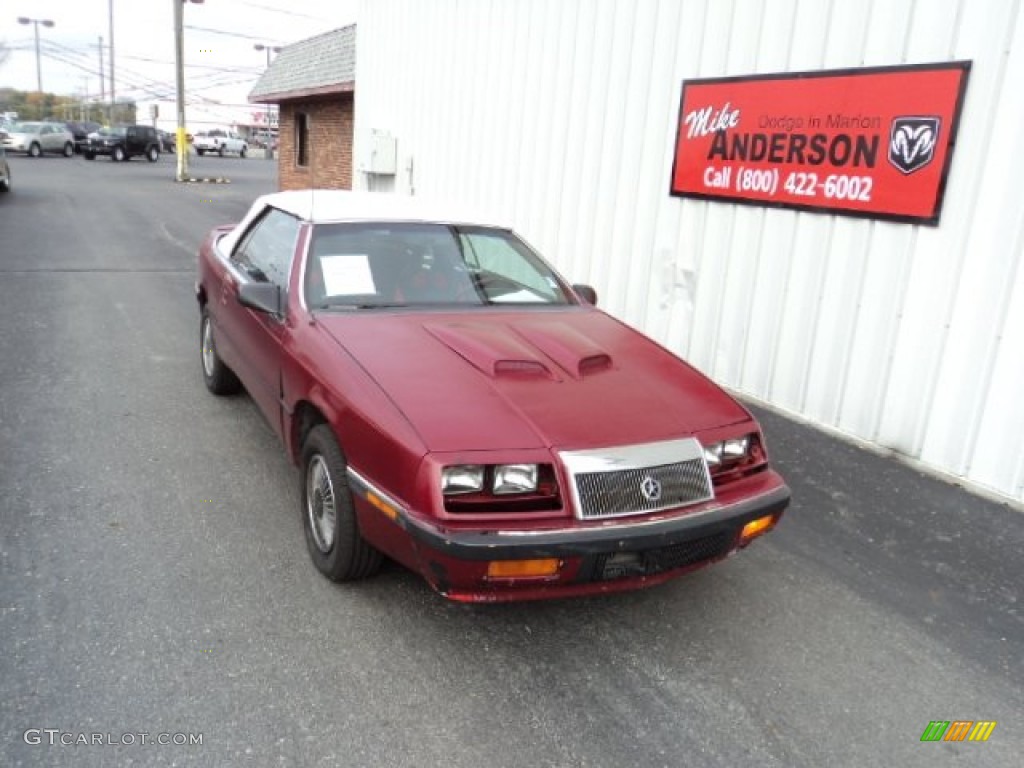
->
587;531;733;582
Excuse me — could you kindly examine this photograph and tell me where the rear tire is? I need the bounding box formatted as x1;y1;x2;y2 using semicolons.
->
146;146;159;162
218;145;225;158
84;151;96;160
63;142;74;157
197;149;205;156
199;307;241;395
111;146;125;162
28;143;41;158
239;145;247;158
300;426;382;582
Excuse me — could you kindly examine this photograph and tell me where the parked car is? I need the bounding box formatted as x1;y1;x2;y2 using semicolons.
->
193;128;247;157
248;129;278;149
157;130;176;153
83;124;161;162
196;190;791;602
64;121;101;153
0;144;11;194
1;121;75;157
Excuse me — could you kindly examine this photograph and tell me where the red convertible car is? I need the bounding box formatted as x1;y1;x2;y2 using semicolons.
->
196;190;790;602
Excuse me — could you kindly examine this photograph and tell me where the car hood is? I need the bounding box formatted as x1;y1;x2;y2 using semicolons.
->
315;308;750;453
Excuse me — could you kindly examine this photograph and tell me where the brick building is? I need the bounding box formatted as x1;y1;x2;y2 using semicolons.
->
249;25;355;192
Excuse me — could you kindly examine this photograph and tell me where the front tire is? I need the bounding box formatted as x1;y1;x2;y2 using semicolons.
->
218;145;225;158
199;307;241;395
239;145;247;158
28;143;41;158
197;149;205;156
111;146;125;162
84;151;96;160
300;426;382;582
63;142;74;157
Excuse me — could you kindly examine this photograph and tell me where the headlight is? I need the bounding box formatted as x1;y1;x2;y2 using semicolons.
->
492;464;538;495
701;433;768;487
703;435;752;467
441;465;485;495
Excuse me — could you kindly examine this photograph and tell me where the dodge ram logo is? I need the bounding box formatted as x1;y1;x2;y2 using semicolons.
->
640;476;662;503
888;117;941;175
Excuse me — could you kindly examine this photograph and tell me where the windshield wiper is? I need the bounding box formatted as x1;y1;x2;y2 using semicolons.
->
311;301;409;311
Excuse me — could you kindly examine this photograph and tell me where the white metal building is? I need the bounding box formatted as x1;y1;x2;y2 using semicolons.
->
351;0;1024;505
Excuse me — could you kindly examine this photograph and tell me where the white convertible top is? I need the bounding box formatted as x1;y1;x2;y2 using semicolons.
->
218;189;515;255
266;189;511;227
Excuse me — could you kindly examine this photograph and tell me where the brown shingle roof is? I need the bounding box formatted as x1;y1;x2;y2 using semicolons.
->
249;25;355;104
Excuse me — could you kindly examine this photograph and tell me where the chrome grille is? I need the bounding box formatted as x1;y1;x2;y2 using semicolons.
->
560;438;714;520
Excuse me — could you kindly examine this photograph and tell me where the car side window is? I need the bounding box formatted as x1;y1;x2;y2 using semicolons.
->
232;208;301;290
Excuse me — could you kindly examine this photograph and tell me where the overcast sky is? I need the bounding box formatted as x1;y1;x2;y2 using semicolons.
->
1;0;358;108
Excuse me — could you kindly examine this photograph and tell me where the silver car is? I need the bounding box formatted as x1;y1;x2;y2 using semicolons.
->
1;121;75;158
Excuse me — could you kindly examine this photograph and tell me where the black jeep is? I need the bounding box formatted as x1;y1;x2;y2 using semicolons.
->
83;125;161;162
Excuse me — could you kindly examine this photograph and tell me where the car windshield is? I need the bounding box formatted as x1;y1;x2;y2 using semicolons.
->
99;126;127;136
305;222;572;309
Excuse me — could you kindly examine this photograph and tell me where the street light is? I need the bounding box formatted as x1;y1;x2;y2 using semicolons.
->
17;17;56;96
253;43;281;68
174;0;204;181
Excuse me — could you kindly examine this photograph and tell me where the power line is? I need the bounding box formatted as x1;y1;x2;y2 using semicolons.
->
184;24;287;44
226;0;329;22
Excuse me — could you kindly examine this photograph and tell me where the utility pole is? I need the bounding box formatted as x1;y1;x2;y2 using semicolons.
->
174;1;204;181
98;37;106;115
108;0;115;124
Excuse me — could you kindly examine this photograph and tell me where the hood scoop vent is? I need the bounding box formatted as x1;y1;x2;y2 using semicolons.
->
513;322;614;379
578;353;612;375
425;320;613;381
426;323;553;379
494;359;551;378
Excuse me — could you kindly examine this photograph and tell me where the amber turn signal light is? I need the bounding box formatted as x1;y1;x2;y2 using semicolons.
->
486;558;561;579
366;491;398;521
740;514;776;544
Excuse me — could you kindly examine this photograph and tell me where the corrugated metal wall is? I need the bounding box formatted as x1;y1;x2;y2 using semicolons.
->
353;0;1024;504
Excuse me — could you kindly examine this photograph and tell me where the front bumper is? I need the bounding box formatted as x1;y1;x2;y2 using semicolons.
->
347;468;790;601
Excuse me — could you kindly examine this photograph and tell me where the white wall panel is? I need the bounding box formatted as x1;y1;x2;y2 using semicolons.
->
353;0;1024;503
918;0;1023;474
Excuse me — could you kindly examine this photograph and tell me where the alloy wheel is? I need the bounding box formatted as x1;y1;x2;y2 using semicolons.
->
306;455;337;554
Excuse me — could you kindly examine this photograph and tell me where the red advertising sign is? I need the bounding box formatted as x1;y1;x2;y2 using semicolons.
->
670;62;971;225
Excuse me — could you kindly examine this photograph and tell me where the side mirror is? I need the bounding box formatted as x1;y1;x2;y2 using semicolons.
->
237;282;282;315
572;284;597;306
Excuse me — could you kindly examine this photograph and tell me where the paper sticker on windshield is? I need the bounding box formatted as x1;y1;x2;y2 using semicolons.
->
491;288;544;303
320;254;376;296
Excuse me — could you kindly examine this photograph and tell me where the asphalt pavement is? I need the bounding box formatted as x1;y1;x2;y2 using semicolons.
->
1;152;1021;767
